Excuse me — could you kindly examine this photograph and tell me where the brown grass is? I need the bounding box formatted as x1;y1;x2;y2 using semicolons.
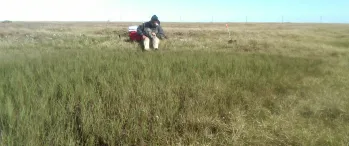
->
0;21;349;145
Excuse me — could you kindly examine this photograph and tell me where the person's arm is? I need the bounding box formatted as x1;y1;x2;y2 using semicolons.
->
157;25;167;39
137;23;145;36
138;22;153;39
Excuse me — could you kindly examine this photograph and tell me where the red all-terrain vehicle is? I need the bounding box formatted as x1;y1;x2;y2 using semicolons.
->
128;25;142;41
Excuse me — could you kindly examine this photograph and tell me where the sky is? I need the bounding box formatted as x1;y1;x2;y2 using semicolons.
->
1;0;348;23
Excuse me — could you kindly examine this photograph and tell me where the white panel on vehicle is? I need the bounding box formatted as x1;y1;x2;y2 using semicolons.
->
128;26;138;32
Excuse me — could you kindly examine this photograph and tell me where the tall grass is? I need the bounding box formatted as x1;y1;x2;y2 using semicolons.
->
1;22;349;145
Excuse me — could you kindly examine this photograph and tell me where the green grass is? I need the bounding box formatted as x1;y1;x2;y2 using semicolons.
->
1;22;349;145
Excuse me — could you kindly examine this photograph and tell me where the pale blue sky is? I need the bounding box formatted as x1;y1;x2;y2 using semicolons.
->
1;0;348;23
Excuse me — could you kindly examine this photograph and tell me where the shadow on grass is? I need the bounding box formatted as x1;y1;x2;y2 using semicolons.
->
123;39;144;51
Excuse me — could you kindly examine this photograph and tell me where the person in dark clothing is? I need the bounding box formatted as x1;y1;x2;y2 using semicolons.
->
137;15;166;50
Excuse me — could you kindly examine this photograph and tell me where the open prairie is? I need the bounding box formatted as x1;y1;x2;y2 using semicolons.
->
1;22;349;145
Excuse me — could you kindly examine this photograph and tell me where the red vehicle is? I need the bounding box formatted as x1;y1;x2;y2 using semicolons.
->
128;25;142;41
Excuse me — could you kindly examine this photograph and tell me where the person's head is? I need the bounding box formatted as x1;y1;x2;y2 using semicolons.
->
150;15;159;26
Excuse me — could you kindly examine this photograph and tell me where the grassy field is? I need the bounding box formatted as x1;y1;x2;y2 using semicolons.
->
1;21;349;145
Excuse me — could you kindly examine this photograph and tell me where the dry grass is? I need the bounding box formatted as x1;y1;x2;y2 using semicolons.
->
0;22;349;145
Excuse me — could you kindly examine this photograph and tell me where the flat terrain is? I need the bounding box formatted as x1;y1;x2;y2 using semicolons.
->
1;22;349;145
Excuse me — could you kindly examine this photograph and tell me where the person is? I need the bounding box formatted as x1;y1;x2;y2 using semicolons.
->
137;15;166;51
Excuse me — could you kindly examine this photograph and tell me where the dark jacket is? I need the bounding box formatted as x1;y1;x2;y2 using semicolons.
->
137;21;165;39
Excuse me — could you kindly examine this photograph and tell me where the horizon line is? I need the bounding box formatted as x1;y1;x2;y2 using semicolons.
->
2;20;349;24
